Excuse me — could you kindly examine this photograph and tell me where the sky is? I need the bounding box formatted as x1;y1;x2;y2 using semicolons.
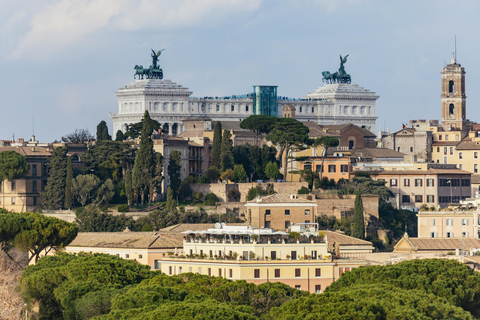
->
1;0;480;142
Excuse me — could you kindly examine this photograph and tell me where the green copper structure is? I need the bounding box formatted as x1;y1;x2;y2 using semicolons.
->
322;54;351;84
134;49;165;79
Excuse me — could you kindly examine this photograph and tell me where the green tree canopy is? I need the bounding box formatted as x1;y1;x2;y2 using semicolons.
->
124;169;134;206
151;152;164;202
96;120;112;141
232;164;247;183
71;174;101;206
64;157;73;209
269;284;472;320
0;150;29;182
132;111;156;205
266;118;309;180
168;150;182;195
42;147;68;210
205;166;221;183
220;129;234;171
351;188;365;239
115;130;125;141
240;115;277;144
326;259;480;318
83;140;135;183
20;252;152;319
124;118;161;139
0;211;78;265
211;121;222;169
265;161;279;181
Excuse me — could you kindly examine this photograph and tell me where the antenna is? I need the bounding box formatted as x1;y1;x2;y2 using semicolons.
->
32;116;35;135
455;35;457;63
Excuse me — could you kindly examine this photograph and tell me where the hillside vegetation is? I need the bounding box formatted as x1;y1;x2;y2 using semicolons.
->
19;255;480;319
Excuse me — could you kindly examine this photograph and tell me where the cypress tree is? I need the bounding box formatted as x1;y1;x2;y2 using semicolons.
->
42;147;68;209
115;130;124;142
96;120;111;141
168;150;182;195
125;169;134;206
165;187;177;213
132;111;155;205
220;129;234;172
211;122;222;169
64;157;73;209
351;188;365;239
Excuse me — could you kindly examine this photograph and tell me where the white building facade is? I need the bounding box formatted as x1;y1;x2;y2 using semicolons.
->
110;79;379;136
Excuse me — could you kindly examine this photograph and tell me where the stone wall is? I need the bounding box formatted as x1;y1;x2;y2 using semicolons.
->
190;182;308;203
315;194;379;219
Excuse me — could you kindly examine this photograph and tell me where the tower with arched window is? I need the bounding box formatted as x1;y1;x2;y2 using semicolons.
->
441;53;466;131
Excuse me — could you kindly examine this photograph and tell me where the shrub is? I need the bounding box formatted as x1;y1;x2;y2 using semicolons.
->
197;176;209;184
297;186;309;194
183;176;197;184
247;185;264;201
204;193;219;206
117;204;129;212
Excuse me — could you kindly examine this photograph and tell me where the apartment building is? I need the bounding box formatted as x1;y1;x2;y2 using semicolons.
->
158;224;372;293
357;163;471;209
0;146;50;212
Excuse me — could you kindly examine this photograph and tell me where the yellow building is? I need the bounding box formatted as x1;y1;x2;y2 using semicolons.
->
417;210;478;239
394;233;480;254
0;146;50;212
158;224;373;293
65;231;184;270
245;193;317;230
355;163;471;209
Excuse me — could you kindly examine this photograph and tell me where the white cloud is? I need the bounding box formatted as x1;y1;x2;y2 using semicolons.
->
310;0;369;13
10;0;262;59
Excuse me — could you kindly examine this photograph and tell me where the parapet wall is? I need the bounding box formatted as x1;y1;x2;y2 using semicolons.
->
190;182;308;203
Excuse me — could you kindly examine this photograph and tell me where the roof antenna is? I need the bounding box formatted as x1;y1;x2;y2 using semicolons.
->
455;35;457;63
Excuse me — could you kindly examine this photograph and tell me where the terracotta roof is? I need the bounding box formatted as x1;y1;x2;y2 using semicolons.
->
404;237;480;251
455;139;480;150
0;146;50;157
321;123;376;137
303;122;331;138
472;175;480;184
68;232;184;249
432;141;460;147
282;104;296;111
324;230;373;246
354;148;405;159
160;223;247;233
248;193;316;204
367;168;471;176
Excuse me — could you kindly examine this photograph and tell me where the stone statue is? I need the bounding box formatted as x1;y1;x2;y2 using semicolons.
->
322;54;351;84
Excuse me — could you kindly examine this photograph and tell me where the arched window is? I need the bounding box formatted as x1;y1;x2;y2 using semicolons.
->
449;80;454;93
449;104;455;116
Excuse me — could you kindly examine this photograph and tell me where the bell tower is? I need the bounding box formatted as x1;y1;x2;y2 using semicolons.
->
441;52;466;131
